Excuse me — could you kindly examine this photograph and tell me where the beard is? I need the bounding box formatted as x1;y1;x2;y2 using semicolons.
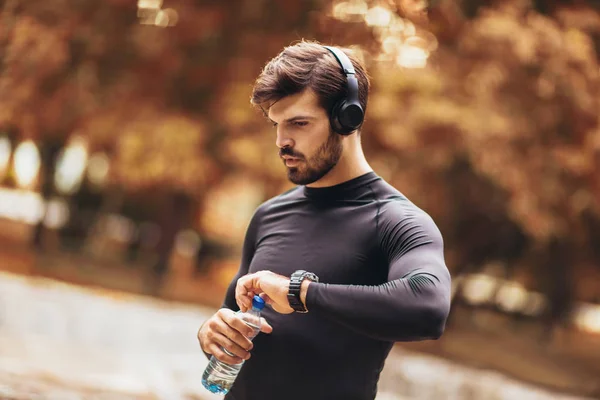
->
281;131;343;186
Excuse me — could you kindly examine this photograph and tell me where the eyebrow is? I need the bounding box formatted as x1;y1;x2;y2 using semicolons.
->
269;115;316;125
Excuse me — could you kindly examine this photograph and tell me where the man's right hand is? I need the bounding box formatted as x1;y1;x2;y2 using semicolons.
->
197;308;273;364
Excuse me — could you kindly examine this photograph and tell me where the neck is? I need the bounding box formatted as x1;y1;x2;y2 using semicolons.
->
306;136;372;188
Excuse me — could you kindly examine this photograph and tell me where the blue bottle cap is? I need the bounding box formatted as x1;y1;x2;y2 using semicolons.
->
252;295;265;310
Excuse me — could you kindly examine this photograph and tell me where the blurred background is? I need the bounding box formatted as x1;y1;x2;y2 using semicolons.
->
0;0;599;399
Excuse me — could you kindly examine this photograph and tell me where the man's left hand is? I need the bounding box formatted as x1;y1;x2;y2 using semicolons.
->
235;271;310;314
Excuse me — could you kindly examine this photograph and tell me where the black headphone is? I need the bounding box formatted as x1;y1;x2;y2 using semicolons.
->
323;45;365;135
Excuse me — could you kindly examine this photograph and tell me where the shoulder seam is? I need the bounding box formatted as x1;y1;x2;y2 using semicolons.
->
375;195;435;262
366;183;381;235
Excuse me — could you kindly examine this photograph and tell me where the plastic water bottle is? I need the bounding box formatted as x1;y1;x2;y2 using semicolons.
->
202;295;265;395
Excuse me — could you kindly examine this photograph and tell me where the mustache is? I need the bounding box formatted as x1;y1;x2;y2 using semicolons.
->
279;147;304;159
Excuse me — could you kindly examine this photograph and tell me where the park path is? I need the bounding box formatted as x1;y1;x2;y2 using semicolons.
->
0;271;588;400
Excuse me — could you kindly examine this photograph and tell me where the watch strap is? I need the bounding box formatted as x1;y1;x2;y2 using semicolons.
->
287;270;319;313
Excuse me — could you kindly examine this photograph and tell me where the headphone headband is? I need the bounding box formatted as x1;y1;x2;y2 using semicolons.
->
323;46;356;75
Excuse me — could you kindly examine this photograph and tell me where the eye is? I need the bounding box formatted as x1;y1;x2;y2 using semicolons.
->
292;121;308;127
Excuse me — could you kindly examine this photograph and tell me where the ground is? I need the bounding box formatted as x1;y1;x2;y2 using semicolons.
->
0;270;596;399
0;242;599;399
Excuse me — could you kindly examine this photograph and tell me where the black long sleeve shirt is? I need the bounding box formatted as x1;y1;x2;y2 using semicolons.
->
219;171;451;400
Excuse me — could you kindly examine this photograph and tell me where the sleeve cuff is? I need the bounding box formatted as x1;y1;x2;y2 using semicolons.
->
305;281;322;312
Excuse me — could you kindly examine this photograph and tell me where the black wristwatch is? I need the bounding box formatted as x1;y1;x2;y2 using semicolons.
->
287;270;319;313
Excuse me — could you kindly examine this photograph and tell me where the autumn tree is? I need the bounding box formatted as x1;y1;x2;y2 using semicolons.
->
1;0;599;329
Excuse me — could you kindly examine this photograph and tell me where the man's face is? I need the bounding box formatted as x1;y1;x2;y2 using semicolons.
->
267;90;342;185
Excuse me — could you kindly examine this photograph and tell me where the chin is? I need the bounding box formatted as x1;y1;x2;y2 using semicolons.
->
287;167;334;186
288;173;310;186
287;169;310;185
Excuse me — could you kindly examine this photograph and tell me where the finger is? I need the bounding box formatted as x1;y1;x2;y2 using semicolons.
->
197;325;203;347
239;294;259;313
219;321;254;350
212;332;251;360
235;275;256;312
207;343;245;365
260;318;273;334
236;294;253;313
259;293;272;305
217;310;255;348
243;291;255;311
235;274;253;299
225;314;261;341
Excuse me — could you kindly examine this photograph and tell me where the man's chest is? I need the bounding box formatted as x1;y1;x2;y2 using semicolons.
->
248;209;387;285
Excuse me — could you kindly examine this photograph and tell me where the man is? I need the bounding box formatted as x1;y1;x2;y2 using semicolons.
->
197;40;451;400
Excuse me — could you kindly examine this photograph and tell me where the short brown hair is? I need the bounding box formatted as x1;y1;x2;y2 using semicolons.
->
251;40;370;125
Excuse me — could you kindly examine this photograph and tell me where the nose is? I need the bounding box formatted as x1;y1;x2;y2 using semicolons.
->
275;126;294;149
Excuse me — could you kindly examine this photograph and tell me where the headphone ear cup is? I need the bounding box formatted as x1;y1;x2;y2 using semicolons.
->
338;101;364;133
330;100;350;135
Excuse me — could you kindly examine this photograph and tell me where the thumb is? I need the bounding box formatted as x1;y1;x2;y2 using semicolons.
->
259;293;274;305
260;318;273;334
